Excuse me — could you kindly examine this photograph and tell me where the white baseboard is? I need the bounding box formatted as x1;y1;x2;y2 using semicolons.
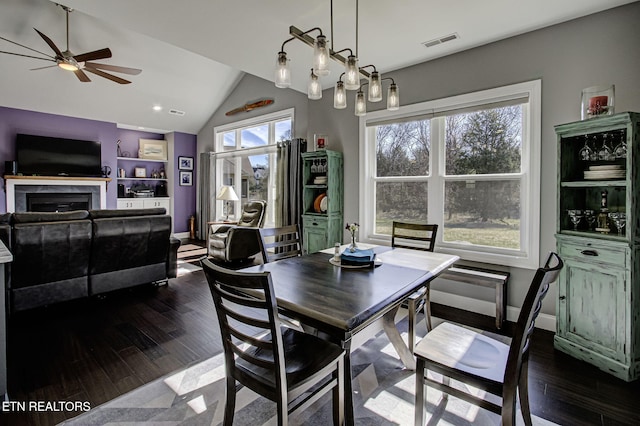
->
430;290;556;332
174;232;190;240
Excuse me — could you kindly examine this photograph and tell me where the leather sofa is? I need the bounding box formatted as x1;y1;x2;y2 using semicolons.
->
0;208;180;313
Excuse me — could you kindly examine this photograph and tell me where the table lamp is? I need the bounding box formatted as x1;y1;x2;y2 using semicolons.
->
216;185;239;221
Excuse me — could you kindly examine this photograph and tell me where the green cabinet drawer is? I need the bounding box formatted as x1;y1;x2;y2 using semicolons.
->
557;236;627;267
303;215;329;254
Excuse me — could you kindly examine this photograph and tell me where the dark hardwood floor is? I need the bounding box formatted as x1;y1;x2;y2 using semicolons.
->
2;244;639;425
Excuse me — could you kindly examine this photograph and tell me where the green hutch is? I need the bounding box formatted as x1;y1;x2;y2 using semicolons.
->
301;150;344;254
554;111;640;381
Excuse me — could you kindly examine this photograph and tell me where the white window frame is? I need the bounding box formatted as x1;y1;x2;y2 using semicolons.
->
359;81;541;269
213;108;294;224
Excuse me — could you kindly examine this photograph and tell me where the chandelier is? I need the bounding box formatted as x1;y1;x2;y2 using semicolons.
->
274;0;399;116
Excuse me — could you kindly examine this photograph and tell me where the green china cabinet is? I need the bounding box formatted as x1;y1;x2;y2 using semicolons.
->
554;111;640;381
301;150;344;254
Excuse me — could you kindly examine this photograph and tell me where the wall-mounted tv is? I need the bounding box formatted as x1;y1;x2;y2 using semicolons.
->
16;134;102;177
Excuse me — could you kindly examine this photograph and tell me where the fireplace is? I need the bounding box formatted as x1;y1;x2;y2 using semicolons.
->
26;193;92;212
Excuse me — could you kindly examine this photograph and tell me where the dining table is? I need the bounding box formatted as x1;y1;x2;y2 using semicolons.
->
241;244;459;425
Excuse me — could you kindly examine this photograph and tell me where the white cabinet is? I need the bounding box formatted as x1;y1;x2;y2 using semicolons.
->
117;197;170;211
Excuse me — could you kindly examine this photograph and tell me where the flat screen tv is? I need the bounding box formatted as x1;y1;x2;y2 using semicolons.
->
16;134;102;177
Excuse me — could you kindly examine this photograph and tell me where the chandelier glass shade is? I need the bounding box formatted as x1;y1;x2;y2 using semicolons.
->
334;80;347;109
387;83;399;110
307;69;323;100
275;51;291;88
355;89;366;116
313;35;331;76
368;71;382;102
343;55;360;90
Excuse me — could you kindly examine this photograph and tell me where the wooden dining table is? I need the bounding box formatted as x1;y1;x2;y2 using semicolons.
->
241;245;459;425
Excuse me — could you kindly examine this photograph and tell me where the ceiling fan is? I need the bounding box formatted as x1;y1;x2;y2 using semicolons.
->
0;4;141;84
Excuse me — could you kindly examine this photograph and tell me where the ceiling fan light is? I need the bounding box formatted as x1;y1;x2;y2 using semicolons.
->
58;61;78;71
387;83;400;111
344;55;360;90
307;69;322;100
368;71;382;102
275;51;291;88
313;35;330;77
334;80;347;109
355;89;366;116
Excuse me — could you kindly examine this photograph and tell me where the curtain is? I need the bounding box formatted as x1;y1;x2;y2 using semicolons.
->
275;138;306;227
198;152;214;240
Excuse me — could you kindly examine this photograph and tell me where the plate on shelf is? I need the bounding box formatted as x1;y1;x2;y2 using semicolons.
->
319;196;327;212
329;257;383;269
313;193;326;213
588;165;623;171
584;170;625;180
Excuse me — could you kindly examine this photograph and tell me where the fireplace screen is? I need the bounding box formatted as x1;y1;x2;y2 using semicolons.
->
26;193;92;212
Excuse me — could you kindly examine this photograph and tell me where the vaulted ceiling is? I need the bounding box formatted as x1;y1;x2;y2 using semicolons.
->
0;0;635;134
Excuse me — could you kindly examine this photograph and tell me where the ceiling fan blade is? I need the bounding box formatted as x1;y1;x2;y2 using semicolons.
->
73;48;112;63
84;66;131;84
0;35;55;59
30;65;58;71
0;50;55;62
34;28;63;57
84;61;142;75
74;68;91;82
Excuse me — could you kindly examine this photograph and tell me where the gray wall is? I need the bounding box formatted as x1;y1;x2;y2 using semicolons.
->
197;3;640;318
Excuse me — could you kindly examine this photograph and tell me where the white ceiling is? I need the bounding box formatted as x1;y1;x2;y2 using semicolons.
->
0;0;635;134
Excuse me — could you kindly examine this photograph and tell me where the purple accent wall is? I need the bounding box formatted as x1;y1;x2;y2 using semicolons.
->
0;106;197;233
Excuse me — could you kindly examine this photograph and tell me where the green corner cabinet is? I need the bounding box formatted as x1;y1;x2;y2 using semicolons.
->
554;111;640;381
301;150;344;254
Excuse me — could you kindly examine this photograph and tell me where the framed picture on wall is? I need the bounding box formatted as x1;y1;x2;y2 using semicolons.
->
180;171;193;186
139;139;168;160
178;156;194;170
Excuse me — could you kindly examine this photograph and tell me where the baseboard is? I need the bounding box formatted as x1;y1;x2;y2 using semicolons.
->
430;290;556;332
174;232;190;240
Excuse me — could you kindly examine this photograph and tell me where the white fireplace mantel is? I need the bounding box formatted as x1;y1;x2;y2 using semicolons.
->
5;175;111;212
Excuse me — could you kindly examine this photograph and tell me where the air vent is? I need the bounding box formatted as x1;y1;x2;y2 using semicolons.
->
422;33;460;48
168;109;186;116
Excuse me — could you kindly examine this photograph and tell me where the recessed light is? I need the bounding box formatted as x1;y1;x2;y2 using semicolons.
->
152;105;163;111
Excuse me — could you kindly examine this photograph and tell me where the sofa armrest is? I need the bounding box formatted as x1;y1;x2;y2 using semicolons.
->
167;236;181;278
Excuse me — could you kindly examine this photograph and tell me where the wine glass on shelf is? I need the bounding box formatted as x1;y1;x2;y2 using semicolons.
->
598;133;613;161
567;209;584;231
614;132;627;159
578;135;593;161
584;209;596;231
608;212;626;236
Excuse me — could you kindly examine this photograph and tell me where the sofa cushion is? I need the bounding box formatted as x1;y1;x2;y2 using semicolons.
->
12;210;89;224
88;208;166;219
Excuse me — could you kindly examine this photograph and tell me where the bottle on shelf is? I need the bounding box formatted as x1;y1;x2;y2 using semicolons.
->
596;190;610;233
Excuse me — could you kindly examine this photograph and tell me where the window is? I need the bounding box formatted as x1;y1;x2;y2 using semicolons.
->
360;81;541;268
214;109;293;226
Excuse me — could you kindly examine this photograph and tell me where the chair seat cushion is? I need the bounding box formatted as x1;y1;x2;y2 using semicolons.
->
414;322;509;384
209;232;229;249
237;327;343;389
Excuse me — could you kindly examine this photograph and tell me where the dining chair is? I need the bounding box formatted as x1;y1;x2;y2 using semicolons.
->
413;252;563;426
391;221;438;354
201;258;345;426
258;224;302;263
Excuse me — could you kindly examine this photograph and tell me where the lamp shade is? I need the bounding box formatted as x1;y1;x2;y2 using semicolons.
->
216;185;239;201
344;55;360;90
368;71;382;102
334;80;347;109
275;51;291;88
307;69;322;100
313;35;330;76
387;83;399;111
355;89;366;116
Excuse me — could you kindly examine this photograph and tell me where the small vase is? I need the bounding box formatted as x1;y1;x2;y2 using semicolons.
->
349;233;358;252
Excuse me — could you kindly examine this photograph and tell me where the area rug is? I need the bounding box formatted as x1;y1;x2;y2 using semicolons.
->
61;324;559;426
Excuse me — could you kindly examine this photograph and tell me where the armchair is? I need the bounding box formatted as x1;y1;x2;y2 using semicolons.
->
208;200;266;263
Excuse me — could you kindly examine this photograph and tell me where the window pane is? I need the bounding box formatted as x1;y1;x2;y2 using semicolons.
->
217;157;240;218
375;120;430;177
445;106;522;175
275;119;292;142
375;182;428;235
222;131;235;148
241;124;268;148
443;180;520;249
246;154;270;202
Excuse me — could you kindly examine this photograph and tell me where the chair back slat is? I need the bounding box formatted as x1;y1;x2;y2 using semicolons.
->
391;222;438;252
259;224;302;263
504;252;563;389
201;258;285;388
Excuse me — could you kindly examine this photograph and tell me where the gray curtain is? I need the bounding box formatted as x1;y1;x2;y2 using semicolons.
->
275;138;306;227
198;152;214;240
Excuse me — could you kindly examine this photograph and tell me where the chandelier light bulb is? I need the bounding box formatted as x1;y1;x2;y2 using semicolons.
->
307;69;322;100
387;83;399;111
275;51;291;88
334;80;347;109
313;35;330;76
355;89;366;116
368;71;382;102
344;55;360;90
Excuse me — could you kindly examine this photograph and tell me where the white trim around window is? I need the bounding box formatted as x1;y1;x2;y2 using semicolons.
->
359;80;541;269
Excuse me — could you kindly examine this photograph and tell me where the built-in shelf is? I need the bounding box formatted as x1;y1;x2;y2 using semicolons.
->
117;178;167;182
117;157;167;163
